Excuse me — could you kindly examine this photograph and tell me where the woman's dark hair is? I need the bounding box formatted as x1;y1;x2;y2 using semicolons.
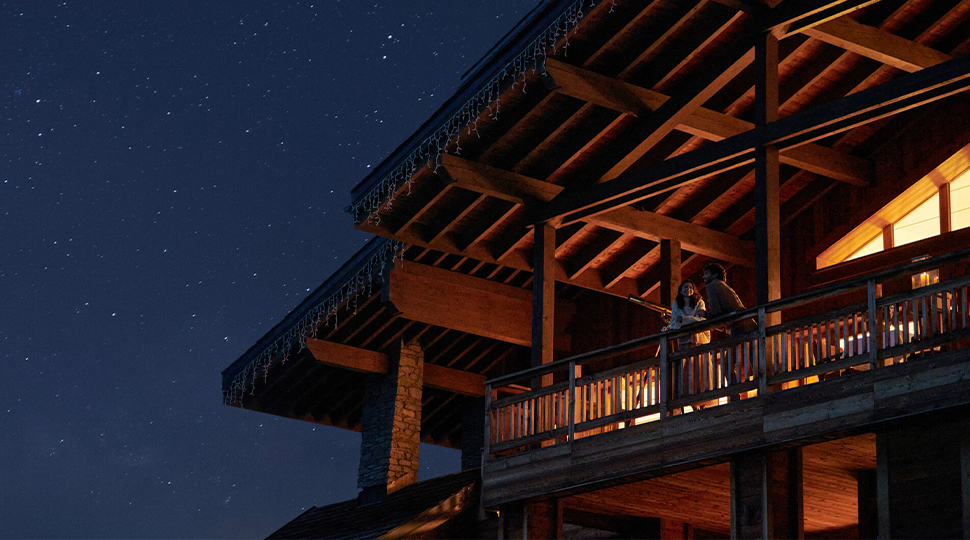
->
675;280;702;310
703;262;726;281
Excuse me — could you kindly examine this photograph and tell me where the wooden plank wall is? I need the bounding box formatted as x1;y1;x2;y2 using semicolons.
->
784;95;970;305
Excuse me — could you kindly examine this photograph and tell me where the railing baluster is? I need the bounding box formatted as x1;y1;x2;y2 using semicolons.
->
868;279;878;368
922;295;929;341
960;287;970;328
567;360;575;443
659;338;669;419
897;301;905;345
759;307;767;395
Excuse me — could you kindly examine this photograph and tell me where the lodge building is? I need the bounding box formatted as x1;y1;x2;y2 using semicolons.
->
222;1;970;538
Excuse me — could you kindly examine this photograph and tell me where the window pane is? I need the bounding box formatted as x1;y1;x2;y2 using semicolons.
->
894;194;940;247
847;233;883;261
951;170;970;231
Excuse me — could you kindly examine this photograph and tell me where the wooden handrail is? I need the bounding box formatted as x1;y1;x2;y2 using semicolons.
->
486;246;970;388
485;247;970;457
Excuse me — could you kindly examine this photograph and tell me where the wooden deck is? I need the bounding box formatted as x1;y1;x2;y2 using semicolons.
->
483;347;970;509
482;252;970;511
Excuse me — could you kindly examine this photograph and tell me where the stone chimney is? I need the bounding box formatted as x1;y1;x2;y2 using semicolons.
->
357;338;423;504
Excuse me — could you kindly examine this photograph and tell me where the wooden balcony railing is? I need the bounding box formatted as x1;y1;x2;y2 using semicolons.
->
484;248;970;458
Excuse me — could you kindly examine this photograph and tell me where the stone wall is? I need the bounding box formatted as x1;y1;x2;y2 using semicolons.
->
357;338;423;496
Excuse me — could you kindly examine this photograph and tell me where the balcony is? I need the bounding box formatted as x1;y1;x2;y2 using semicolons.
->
481;249;970;507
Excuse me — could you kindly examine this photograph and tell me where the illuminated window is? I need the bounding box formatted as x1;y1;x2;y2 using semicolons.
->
817;143;970;269
952;170;970;231
893;194;939;247
911;268;940;289
847;233;883;261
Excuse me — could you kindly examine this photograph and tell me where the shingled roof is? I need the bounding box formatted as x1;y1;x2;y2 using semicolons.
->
266;469;480;540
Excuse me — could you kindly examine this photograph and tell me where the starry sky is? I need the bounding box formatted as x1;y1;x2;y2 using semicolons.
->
1;1;541;537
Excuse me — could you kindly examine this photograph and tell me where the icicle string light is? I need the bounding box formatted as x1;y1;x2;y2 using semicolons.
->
224;240;406;405
226;0;618;405
350;0;606;225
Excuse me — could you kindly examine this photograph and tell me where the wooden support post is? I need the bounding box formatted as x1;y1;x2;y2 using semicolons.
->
533;223;556;388
482;383;491;464
755;33;781;317
731;448;803;539
857;469;878;540
758;307;768;395
876;418;970;539
524;499;560;540
660;239;682;309
461;396;486;471
567;360;576;443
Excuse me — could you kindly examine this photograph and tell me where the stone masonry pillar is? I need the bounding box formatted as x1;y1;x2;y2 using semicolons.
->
357;338;423;503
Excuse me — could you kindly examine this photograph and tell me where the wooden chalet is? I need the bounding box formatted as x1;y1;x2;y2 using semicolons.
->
223;0;970;537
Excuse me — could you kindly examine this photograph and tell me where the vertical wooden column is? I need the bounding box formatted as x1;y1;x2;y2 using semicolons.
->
755;33;781;312
660;239;682;308
532;223;556;387
460;396;486;471
731;448;803;539
876;419;969;539
857;469;878;540
524;500;561;540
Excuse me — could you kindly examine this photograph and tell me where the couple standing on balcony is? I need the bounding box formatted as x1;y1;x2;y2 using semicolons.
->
669;263;756;350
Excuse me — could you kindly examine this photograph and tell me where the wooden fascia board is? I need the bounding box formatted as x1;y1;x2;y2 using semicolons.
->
544;59;872;185
305;337;486;397
442;154;754;266
803;17;951;73
538;52;970;226
386;261;574;350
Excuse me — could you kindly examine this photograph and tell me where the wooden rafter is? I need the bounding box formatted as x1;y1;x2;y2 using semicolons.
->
539;52;970;226
544;59;872;185
441;154;755;265
803;16;952;72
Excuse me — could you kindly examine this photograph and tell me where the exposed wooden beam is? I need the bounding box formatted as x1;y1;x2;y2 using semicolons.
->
596;18;754;183
385;261;574;350
592;207;755;266
544;59;872;185
441;155;755;266
305;337;485;397
423;363;486;397
803;17;952;73
306;337;388;374
538;52;970;226
442;154;562;203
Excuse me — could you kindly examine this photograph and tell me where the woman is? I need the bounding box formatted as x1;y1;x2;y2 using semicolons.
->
669;280;710;349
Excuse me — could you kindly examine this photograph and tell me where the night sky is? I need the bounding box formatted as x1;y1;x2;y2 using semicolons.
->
1;2;540;537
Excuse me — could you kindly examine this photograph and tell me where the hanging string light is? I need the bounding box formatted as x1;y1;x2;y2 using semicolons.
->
350;0;606;225
225;0;615;406
224;239;406;405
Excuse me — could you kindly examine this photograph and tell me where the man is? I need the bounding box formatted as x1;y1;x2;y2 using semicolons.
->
700;263;756;337
700;263;757;393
